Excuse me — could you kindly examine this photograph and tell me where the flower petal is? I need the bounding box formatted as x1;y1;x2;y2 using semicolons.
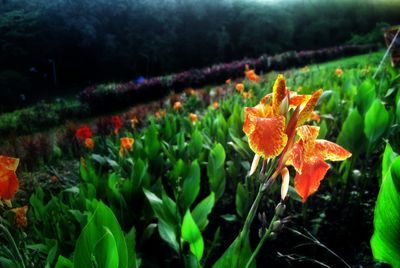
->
315;140;352;161
272;74;287;114
243;105;272;135
289;94;311;109
297;89;323;127
0;156;19;171
0;169;19;200
294;156;330;202
296;125;320;142
246;115;288;159
249;154;261;176
290;140;304;174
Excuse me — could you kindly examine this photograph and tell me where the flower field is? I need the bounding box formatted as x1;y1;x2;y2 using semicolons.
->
1;50;400;268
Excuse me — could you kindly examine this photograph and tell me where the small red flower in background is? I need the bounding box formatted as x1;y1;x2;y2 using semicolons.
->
75;125;92;140
225;79;232;85
119;137;134;156
0;156;20;203
242;91;252;99
112;115;122;134
155;109;166;119
84;138;95;150
288;125;351;201
11;205;28;228
51;175;58;183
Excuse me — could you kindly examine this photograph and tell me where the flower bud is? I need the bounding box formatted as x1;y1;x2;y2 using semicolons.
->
275;202;286;218
279;95;289;116
280;167;290;200
248;154;260;177
272;220;283;232
268;232;277;240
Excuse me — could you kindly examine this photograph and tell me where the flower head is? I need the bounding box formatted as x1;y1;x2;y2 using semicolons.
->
335;68;343;77
75;125;92;140
0;156;20;203
189;113;198;123
225;79;232;85
173;101;182;111
84;138;94;150
112;115;122;134
236;83;245;92
213;101;219;109
119;137;134;156
131;116;139;129
11;205;28;228
289;125;351;201
245;69;260;83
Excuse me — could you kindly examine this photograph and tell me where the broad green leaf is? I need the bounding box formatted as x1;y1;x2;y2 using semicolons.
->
355;78;376;115
144;123;161;158
92;228;119;268
79;158;98;186
371;157;400;268
208;143;226;200
236;183;250;218
143;189;176;226
180;160;201;212
182;210;204;262
364;100;389;144
212;232;255;268
317;120;328;139
192;192;215;230
73;202;128;268
337;108;364;154
189;130;203;158
382;143;398;183
158;220;179;253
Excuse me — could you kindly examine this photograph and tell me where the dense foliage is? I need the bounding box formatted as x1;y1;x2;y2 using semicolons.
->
1;51;399;267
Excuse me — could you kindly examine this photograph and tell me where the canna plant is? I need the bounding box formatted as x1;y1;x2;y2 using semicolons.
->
214;74;351;267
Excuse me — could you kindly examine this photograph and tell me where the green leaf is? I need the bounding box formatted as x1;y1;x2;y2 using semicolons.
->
125;227;139;268
212;232;255;268
355;78;376;115
371;156;400;268
182;210;204;262
92;228;120;268
382;143;398;183
54;255;73;268
180;160;201;212
337;108;364;154
158;220;179;253
73;202;128;268
235;183;250;218
208;143;226;200
189;130;203;158
144;123;161;158
364;100;389;144
79;158;98;186
192;192;215;230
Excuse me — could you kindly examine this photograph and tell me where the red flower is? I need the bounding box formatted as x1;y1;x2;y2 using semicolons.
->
112;115;122;134
0;156;20;202
75;125;92;140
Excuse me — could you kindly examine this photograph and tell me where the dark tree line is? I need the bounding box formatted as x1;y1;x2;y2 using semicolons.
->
0;0;399;110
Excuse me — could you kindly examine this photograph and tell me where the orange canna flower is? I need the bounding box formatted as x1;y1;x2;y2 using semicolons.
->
243;75;289;159
335;68;343;76
245;69;261;83
225;79;232;85
243;75;322;162
84;138;94;150
212;101;220;109
0;156;20;203
189;113;198;123
186;88;196;96
289;125;351;202
11;205;28;228
173;101;182;111
235;83;244;92
119;137;134;156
